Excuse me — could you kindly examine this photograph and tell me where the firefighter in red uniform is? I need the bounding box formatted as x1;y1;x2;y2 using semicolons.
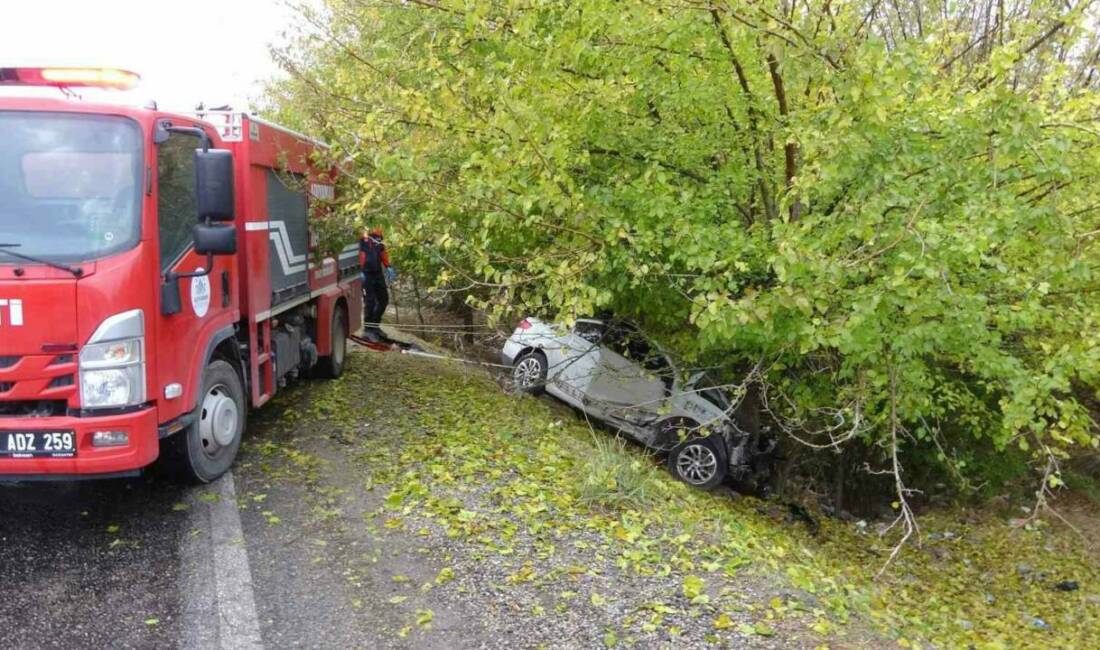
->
360;227;396;339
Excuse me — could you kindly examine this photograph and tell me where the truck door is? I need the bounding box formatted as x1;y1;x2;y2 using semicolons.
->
152;127;237;424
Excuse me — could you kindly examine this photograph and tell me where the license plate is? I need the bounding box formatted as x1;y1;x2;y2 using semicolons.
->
0;431;77;458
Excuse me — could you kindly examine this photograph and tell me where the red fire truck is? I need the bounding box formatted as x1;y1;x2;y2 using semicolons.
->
0;67;362;482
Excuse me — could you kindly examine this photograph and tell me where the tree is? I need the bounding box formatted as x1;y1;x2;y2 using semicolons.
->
265;0;1100;545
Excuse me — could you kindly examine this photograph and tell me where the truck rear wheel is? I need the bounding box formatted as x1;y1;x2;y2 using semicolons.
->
316;307;348;379
166;359;246;483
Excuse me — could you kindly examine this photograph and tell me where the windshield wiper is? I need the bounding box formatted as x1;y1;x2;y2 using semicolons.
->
0;244;84;277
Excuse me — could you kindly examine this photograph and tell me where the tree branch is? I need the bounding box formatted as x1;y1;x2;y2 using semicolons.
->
766;52;801;220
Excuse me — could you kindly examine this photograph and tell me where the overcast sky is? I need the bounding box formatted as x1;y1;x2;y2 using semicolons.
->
0;0;299;112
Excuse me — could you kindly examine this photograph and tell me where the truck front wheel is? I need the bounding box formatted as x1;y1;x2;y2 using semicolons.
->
166;359;246;483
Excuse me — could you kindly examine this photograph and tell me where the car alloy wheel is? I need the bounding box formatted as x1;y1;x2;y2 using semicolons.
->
675;442;718;485
514;356;543;389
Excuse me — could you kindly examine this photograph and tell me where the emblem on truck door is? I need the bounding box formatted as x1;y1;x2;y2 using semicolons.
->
0;299;24;326
191;274;211;318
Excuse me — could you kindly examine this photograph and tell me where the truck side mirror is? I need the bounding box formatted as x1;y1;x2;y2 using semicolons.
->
193;223;236;255
194;149;234;221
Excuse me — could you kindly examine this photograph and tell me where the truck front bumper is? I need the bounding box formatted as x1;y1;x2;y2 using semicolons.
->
0;406;159;480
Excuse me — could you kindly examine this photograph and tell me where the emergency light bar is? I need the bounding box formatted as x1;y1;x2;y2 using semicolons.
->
0;67;140;90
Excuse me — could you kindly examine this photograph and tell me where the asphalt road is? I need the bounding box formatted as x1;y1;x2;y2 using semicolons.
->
0;474;188;649
0;466;281;650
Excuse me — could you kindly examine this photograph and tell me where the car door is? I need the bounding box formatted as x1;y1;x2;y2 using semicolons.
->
546;319;604;407
584;323;669;425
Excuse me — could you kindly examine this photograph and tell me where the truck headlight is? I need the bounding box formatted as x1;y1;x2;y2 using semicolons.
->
79;310;146;409
81;365;144;407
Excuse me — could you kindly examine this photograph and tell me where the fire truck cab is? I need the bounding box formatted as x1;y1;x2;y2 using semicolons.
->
0;68;362;482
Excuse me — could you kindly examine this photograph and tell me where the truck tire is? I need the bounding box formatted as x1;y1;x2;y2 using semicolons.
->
166;359;246;484
316;307;348;379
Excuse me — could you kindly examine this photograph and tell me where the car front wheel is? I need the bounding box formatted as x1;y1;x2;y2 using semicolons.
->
668;435;727;490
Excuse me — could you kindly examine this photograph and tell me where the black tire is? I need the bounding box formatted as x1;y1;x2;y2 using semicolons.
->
668;434;727;490
512;350;548;395
316;306;348;379
165;359;246;484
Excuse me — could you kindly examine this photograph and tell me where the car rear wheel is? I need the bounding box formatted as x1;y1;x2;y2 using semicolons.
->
668;434;727;490
165;359;246;484
512;350;547;395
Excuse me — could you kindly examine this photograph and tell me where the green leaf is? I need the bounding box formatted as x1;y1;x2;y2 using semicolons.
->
682;575;705;600
415;609;434;626
435;567;455;585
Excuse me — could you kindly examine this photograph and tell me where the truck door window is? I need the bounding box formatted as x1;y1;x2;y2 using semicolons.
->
266;170;310;302
157;133;199;270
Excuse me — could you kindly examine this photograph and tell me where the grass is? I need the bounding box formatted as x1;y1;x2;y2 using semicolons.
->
576;434;665;511
253;350;1100;649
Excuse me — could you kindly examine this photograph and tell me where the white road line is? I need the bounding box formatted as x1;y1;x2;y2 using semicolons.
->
180;471;264;649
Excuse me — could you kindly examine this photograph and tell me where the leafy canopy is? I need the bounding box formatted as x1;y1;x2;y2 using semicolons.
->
267;0;1100;488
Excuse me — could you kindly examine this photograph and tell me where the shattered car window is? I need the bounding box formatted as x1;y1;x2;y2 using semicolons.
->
605;322;675;386
694;374;732;411
573;320;605;344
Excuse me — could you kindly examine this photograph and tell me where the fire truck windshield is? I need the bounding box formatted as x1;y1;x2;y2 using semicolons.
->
0;111;143;264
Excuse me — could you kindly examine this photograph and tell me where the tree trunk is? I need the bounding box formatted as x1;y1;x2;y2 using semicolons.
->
462;302;475;346
412;274;425;325
834;450;846;514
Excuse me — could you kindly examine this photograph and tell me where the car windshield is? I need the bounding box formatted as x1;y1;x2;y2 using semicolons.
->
0;111;143;263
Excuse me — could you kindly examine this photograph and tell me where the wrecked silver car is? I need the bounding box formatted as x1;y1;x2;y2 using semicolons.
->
502;317;776;489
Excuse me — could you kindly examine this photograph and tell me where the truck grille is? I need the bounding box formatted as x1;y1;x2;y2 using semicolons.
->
0;400;68;417
48;375;75;388
0;353;77;408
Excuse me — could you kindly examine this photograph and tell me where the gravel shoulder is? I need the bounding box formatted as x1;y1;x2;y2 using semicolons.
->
233;345;875;649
